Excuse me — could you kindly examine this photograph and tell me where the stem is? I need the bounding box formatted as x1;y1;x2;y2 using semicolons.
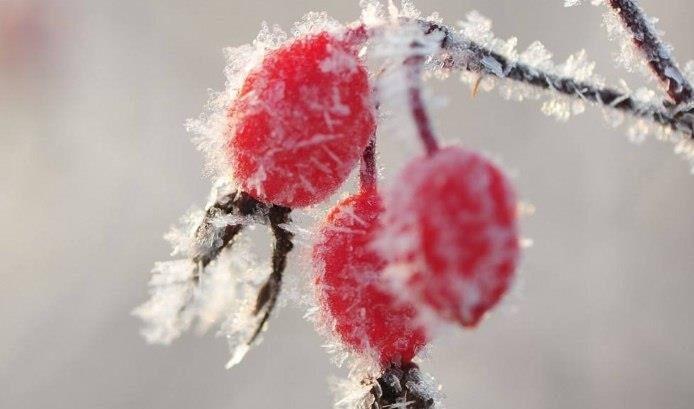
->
368;363;435;409
248;204;293;345
406;52;440;155
191;191;263;276
359;137;377;191
410;20;694;139
181;189;295;349
606;0;693;105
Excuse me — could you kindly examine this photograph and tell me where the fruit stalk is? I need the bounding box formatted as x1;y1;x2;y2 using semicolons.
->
359;137;378;191
406;50;439;155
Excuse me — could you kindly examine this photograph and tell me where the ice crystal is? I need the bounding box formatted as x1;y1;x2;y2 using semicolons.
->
133;260;196;344
565;0;604;7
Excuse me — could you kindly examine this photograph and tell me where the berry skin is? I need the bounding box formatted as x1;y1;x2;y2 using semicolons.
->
380;147;520;327
313;188;427;366
228;31;375;208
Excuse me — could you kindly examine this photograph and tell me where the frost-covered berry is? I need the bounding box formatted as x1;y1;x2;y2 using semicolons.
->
313;188;427;366
228;31;376;208
380;147;520;327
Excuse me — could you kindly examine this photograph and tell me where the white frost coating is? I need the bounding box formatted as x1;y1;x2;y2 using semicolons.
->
598;0;685;103
134;177;273;367
455;11;601;123
601;7;653;78
684;60;694;85
329;366;445;409
565;0;604;7
450;8;694;168
135;220;271;365
133;260;196;344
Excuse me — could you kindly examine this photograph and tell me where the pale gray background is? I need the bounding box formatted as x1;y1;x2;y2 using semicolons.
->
1;1;693;408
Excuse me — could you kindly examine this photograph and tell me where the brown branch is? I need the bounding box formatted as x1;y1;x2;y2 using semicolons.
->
607;0;693;106
248;204;293;345
182;190;294;349
368;363;435;409
360;137;378;191
190;191;265;278
410;19;694;139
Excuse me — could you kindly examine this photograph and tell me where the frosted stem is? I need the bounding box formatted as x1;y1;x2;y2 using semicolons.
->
407;52;440;155
414;20;694;139
360;137;378;191
185;190;294;348
248;204;293;345
606;0;693;105
190;191;262;276
368;363;435;409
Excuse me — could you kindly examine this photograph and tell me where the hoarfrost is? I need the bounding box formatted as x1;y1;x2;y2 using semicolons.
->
601;9;651;77
133;260;196;344
565;0;604;7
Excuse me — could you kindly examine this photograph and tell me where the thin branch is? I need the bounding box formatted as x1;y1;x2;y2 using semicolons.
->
190;191;265;280
411;20;694;139
248;204;293;345
360;137;378;191
369;363;435;409
406;50;440;154
607;0;693;106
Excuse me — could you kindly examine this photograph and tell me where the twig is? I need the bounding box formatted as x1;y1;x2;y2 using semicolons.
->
406;49;440;155
181;189;294;349
360;137;378;190
408;19;694;139
248;204;293;345
368;363;435;409
190;191;265;280
606;0;693;105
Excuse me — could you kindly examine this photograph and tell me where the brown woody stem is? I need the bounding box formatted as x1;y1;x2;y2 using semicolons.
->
360;137;378;191
248;204;293;345
407;19;694;139
606;0;693;105
183;189;294;347
368;363;435;409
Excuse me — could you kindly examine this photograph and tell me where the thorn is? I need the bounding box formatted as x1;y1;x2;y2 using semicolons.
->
471;75;483;98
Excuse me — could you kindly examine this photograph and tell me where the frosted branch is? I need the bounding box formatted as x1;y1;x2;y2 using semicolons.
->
360;137;378;190
413;19;694;139
248;204;293;345
606;0;693;105
367;363;437;409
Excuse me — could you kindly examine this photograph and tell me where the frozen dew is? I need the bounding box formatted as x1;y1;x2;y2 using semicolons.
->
684;60;694;85
627;119;650;144
541;97;572;122
519;41;553;72
133;260;196;345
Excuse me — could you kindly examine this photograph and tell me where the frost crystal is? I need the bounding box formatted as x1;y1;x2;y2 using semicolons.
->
133;260;196;344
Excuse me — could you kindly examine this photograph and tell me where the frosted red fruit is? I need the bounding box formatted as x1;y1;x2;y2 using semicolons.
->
228;31;375;208
313;188;427;366
380;147;520;327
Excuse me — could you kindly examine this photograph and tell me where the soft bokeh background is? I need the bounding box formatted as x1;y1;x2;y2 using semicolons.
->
2;1;693;408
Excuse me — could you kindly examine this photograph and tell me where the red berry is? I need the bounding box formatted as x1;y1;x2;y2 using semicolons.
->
313;188;427;366
380;147;520;327
228;31;375;208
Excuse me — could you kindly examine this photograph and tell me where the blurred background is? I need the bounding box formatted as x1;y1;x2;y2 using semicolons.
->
1;0;693;408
